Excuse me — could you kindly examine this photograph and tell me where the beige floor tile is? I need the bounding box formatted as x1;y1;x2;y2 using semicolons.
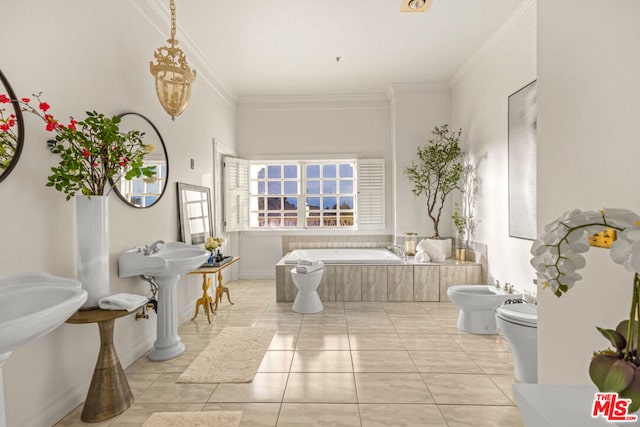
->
490;375;518;403
277;403;361;426
438;404;524;427
295;333;350;350
204;403;281;427
254;320;302;334
348;333;404;350
291;350;353;372
408;351;483;374
283;373;357;403
257;350;294;372
208;373;288;403
352;350;417;373
348;324;398;334
359;403;447;426
299;324;349;334
269;333;298;350
451;334;512;352
399;334;463;351
355;373;434;404
125;373;162;399
421;373;513;405
110;402;204;426
136;373;217;403
54;404;113;427
124;354;173;374
469;351;515;375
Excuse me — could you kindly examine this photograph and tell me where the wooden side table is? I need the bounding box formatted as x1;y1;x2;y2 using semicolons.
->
66;308;140;423
188;256;240;323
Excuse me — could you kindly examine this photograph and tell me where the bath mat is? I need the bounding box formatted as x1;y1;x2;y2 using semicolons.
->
142;411;243;427
177;327;276;383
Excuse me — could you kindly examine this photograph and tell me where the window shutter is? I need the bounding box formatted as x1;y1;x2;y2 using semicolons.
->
357;159;385;228
223;156;249;232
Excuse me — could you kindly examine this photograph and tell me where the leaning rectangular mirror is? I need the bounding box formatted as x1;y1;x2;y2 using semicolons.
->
177;182;213;245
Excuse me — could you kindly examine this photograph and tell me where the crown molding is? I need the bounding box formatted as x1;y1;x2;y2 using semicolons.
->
237;93;390;111
449;0;536;87
129;0;237;107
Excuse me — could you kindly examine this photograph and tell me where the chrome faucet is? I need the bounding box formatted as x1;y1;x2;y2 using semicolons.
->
388;245;408;263
141;240;165;255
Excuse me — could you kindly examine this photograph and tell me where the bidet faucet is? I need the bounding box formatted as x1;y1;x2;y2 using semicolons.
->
388;245;408;262
142;240;165;255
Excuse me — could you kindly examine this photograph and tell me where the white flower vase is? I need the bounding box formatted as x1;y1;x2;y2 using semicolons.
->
76;195;109;309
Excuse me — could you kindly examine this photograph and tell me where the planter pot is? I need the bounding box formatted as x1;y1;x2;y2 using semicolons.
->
76;195;110;309
428;238;452;259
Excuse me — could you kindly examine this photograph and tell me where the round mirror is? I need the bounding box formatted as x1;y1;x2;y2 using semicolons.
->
112;112;169;208
0;69;24;183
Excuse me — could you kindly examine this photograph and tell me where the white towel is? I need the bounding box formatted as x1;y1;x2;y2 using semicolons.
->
295;260;324;274
297;259;314;266
416;239;446;262
99;293;149;312
414;250;431;263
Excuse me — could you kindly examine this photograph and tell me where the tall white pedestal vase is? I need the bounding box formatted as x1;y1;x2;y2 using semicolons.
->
76;195;110;309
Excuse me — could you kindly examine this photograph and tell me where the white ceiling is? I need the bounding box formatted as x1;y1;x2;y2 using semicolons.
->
173;0;524;97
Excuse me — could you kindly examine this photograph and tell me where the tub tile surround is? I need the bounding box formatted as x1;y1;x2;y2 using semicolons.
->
55;279;523;427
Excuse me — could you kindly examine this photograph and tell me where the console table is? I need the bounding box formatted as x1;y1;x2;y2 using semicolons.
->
66;308;141;422
188;256;240;323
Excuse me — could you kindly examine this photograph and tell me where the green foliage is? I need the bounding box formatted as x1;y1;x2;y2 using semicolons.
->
452;203;467;238
405;124;464;238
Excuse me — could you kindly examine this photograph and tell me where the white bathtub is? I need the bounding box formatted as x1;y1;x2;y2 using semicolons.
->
282;248;402;264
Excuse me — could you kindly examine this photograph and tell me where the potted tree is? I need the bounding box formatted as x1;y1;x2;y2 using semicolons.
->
405;124;464;257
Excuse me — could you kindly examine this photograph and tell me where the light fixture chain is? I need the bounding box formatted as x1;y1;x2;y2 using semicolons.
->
170;0;176;41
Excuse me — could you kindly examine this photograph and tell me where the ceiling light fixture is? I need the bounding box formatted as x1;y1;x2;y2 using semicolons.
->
400;0;432;13
150;0;196;120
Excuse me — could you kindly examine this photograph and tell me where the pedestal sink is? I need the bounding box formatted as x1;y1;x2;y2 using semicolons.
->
0;272;88;427
118;242;209;361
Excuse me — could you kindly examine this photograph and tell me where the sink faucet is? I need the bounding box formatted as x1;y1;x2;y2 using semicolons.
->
142;240;165;256
388;245;408;263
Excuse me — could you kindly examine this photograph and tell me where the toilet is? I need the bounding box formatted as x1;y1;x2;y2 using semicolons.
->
496;303;538;383
447;285;523;334
290;267;324;314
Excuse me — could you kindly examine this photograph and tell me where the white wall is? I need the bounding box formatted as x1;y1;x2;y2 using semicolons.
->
450;2;537;295
235;95;393;278
0;1;236;425
537;0;640;384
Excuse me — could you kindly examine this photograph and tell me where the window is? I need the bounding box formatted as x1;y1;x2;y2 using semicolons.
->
224;157;384;231
117;161;167;208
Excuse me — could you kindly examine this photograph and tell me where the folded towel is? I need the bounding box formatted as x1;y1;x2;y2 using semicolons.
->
416;239;446;262
295;261;324;274
99;293;149;312
414;250;431;263
297;259;314;266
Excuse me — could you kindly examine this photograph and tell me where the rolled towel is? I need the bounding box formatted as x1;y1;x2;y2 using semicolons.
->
414;250;431;263
297;259;315;266
295;260;324;274
99;293;149;312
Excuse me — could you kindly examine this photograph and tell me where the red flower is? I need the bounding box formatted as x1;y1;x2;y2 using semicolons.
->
39;102;50;112
44;114;57;131
92;162;98;167
0;94;10;104
0;123;9;131
21;97;30;103
68;119;77;131
7;119;15;127
82;148;90;158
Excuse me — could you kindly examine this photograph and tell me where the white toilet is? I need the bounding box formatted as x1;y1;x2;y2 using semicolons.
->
447;285;523;334
496;303;538;383
291;267;324;314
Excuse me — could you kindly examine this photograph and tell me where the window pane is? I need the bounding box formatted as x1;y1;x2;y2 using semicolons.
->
257;181;265;194
267;197;281;210
306;197;320;210
284;181;298;194
323;197;337;209
339;180;353;194
323;164;336;178
339;164;353;177
251;165;265;179
306;180;320;194
258;197;265;210
132;180;144;193
284;197;297;210
158;165;166;179
267;165;281;178
145;196;157;205
323;180;336;194
268;181;281;195
147;179;159;193
306;164;320;178
284;165;298;178
339;197;354;209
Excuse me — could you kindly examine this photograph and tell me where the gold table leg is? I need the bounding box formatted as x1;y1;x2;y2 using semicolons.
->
81;319;133;422
191;273;214;323
213;270;234;311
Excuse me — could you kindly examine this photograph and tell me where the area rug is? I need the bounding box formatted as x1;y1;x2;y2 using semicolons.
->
177;327;276;383
142;411;243;427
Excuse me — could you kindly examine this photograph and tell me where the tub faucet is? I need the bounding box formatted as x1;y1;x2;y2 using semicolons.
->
388;245;408;262
142;240;165;255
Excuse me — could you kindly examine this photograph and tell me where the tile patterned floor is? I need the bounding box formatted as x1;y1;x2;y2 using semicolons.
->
55;280;525;426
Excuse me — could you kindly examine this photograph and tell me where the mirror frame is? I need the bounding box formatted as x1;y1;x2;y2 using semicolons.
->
177;182;214;245
0;69;24;183
111;112;169;208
